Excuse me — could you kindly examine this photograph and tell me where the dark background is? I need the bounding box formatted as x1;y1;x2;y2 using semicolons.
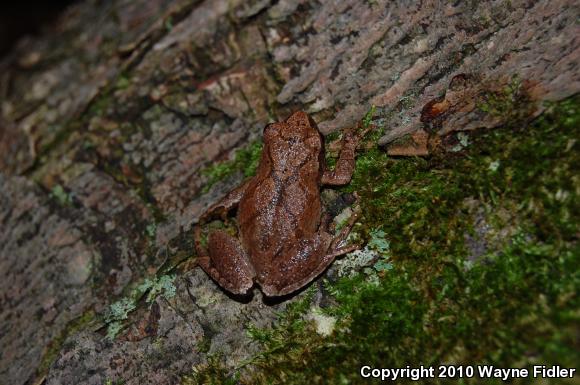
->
0;1;76;59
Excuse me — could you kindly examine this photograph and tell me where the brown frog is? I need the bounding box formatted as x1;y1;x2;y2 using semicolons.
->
194;111;363;297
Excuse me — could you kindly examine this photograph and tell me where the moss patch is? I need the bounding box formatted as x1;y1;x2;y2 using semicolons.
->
201;140;263;193
186;95;579;384
35;309;96;379
182;354;240;385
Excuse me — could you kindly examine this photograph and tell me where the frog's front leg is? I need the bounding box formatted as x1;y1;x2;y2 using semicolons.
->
321;130;358;186
198;179;250;223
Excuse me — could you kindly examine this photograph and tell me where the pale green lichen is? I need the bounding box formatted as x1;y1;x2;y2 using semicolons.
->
145;223;157;239
104;274;177;339
50;184;73;205
334;228;391;278
450;132;470;152
137;274;177;303
488;159;500;172
105;298;137;340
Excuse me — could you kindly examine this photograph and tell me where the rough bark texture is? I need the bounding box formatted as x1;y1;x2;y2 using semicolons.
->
0;0;578;384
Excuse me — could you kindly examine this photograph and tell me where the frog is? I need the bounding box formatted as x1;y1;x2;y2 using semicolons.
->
194;111;364;297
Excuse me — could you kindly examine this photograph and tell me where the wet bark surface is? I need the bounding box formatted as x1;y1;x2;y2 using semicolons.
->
0;0;578;384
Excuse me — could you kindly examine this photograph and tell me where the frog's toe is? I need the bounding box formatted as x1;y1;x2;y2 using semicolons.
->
260;283;281;297
216;273;254;295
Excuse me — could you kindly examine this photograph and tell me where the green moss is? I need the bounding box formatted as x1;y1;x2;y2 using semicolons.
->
187;95;579;384
104;378;126;385
478;75;536;127
182;354;240;385
114;74;131;90
362;104;376;129
87;93;114;117
165;16;174;31
201;141;263;193
244;289;315;362
36;309;96;377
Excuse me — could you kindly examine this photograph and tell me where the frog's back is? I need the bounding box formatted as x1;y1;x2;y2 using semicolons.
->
237;111;325;263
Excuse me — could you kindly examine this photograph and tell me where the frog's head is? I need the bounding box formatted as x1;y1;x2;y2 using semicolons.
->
263;111;324;171
264;111;319;143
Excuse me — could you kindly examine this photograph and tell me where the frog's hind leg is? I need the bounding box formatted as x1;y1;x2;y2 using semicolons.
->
260;211;360;297
194;228;256;295
260;233;337;297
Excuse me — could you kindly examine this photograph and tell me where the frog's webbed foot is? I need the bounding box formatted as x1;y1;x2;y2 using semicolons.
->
328;210;360;255
321;129;357;186
195;228;255;295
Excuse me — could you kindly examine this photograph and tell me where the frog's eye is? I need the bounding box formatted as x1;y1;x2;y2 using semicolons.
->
305;135;321;149
264;122;281;137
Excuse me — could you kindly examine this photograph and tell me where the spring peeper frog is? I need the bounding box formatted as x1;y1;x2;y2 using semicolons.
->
194;111;362;297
